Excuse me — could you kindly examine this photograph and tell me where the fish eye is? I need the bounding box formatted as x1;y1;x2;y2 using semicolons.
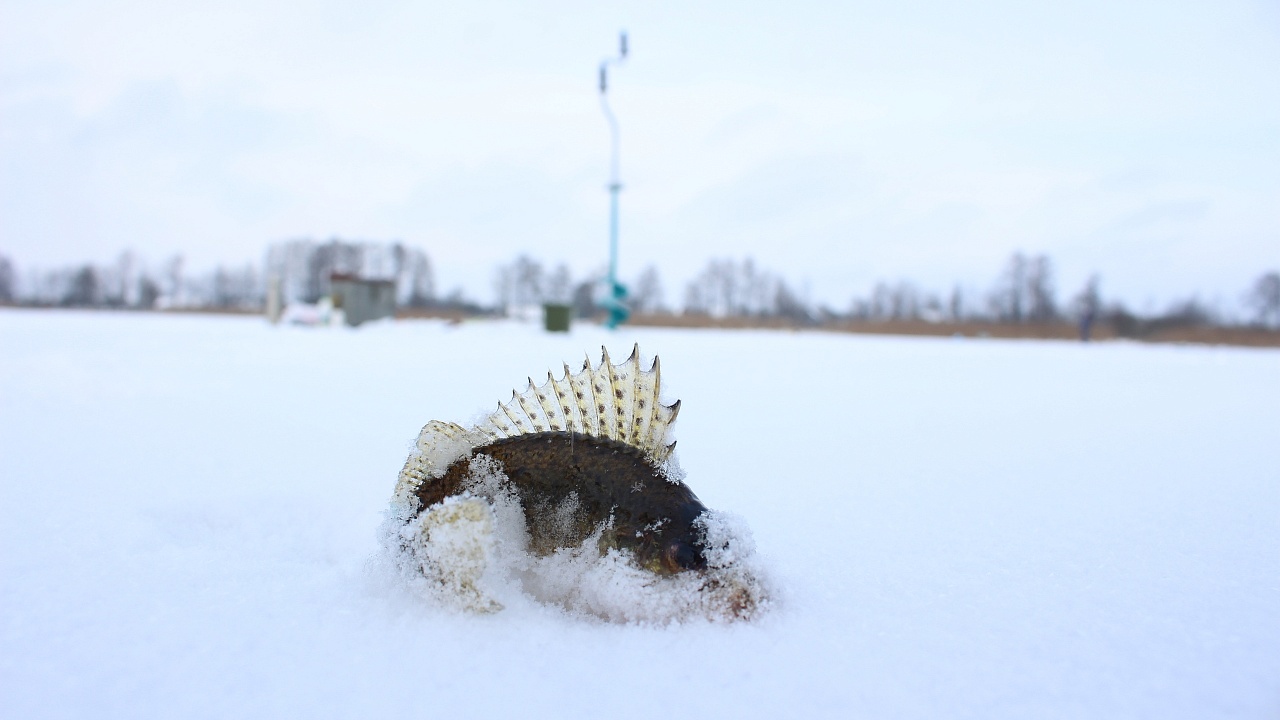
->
663;541;705;572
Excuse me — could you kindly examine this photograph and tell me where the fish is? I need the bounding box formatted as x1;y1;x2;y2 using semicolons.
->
386;344;765;618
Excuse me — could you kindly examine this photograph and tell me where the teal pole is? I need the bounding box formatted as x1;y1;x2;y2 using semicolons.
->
609;181;623;297
600;32;629;329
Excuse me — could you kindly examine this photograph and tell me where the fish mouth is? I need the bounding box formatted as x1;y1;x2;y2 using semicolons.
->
661;540;707;574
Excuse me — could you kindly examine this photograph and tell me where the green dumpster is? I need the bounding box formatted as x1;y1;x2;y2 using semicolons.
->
543;303;572;332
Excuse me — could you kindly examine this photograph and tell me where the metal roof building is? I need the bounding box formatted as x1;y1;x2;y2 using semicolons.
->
330;274;396;327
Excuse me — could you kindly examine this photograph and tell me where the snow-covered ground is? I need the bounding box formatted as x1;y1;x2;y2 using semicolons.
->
2;309;1277;719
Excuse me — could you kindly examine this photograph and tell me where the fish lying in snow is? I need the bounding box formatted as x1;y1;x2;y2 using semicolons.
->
384;345;767;620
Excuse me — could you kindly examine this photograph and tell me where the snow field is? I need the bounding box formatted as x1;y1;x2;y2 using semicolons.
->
1;309;1278;718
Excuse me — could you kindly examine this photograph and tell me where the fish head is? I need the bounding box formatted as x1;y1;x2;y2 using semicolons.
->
625;499;710;575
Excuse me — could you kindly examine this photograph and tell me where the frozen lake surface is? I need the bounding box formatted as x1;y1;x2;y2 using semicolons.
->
2;309;1277;718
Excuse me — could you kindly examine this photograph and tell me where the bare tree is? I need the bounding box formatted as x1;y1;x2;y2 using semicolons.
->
1161;296;1215;327
774;278;811;323
0;254;13;303
137;274;160;309
1025;255;1056;321
510;255;544;307
494;265;513;311
629;265;665;314
572;279;599;318
685;259;739;316
545;263;572;304
859;281;919;320
410;252;435;306
948;285;964;321
394;246;435;307
683;260;727;316
63;266;100;306
494;255;548;313
890;282;920;320
739;258;768;315
990;252;1056;322
683;280;709;316
920;293;944;322
212;267;233;308
867;282;890;319
206;264;261;309
990;252;1026;322
709;259;740;315
1246;271;1280;328
683;257;807;318
163;255;185;307
92;251;138;307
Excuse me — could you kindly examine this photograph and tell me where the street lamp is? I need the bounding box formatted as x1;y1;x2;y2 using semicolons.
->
599;31;628;328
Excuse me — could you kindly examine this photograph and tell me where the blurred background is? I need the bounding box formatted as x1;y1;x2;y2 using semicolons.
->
1;0;1278;328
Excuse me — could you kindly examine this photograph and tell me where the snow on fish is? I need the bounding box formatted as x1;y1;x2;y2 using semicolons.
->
379;344;771;622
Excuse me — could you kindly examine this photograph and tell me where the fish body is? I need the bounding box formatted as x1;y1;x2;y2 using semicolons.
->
386;344;766;619
417;431;708;573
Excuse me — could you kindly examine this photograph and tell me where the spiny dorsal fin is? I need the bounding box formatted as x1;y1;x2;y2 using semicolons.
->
477;345;677;464
568;359;599;437
632;352;659;447
612;344;638;443
592;347;617;439
536;371;565;432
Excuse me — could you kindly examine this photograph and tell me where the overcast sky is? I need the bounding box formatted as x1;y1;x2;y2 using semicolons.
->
3;0;1278;310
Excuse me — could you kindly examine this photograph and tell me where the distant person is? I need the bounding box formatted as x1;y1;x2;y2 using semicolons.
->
1074;275;1102;343
1079;307;1096;342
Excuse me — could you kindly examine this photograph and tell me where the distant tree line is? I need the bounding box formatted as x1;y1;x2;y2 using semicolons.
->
0;239;445;313
843;253;1062;324
489;251;1280;333
836;253;1280;334
3;245;1277;331
0;250;257;310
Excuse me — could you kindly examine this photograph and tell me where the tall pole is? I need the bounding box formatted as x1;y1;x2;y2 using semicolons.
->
599;32;629;329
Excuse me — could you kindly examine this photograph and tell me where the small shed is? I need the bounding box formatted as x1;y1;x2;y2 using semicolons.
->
330;274;396;327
